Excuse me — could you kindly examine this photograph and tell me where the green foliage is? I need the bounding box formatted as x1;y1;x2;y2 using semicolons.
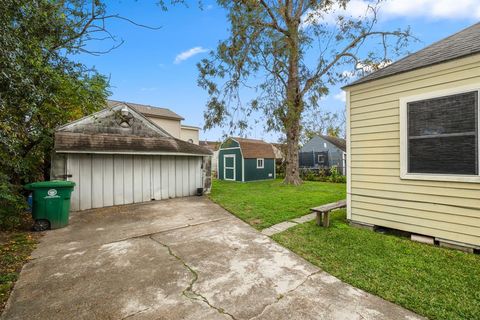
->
299;167;346;183
0;174;26;230
0;0;110;229
209;179;345;230
198;1;413;184
326;166;346;183
273;211;480;320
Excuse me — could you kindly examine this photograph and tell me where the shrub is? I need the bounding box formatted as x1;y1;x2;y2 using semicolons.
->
0;173;27;230
300;166;346;183
327;166;346;183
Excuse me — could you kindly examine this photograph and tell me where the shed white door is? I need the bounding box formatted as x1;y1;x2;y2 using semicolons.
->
66;154;203;211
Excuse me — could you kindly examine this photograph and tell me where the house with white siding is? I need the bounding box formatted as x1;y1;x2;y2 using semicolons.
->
51;103;211;211
344;22;480;252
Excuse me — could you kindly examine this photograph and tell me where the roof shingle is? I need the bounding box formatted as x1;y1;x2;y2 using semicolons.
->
107;100;184;120
55;132;212;155
234;138;276;159
345;23;480;88
320;135;346;152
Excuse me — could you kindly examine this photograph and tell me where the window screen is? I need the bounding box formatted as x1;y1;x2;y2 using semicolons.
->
407;91;478;175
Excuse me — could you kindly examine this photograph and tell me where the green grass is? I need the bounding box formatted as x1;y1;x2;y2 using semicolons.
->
209;179;346;230
273;210;480;320
0;232;37;312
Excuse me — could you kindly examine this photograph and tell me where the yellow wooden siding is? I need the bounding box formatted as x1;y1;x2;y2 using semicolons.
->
348;54;480;247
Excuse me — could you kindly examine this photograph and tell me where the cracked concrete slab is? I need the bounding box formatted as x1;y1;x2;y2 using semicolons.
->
1;197;423;320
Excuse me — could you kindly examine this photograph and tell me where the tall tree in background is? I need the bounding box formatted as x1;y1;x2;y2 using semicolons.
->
0;0;139;228
301;109;345;145
198;0;413;185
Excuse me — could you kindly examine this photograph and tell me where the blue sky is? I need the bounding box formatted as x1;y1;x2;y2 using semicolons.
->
76;1;479;142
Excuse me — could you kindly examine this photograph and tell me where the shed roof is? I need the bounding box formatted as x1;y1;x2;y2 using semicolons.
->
320;135;346;152
55;132;211;155
234;138;275;159
345;23;480;88
107;100;184;120
200;140;221;151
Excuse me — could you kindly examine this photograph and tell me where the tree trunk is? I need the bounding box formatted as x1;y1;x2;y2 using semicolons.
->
284;119;302;185
283;12;303;185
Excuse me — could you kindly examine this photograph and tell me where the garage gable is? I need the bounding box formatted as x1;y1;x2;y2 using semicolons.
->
57;104;171;138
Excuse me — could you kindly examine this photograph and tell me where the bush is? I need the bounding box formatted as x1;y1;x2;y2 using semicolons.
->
299;166;346;183
327;166;346;183
0;174;27;230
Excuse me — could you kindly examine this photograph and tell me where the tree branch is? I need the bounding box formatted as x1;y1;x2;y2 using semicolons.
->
257;0;289;35
301;30;410;95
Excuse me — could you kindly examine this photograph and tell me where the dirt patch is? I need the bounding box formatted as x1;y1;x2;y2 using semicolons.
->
248;218;263;226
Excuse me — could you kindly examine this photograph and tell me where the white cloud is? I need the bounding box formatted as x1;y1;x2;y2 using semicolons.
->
302;0;480;27
174;46;208;64
380;0;480;20
334;91;346;103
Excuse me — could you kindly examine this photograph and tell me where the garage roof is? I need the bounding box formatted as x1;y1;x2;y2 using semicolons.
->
234;138;275;159
107;100;184;120
345;22;480;88
55;105;211;156
55;132;211;155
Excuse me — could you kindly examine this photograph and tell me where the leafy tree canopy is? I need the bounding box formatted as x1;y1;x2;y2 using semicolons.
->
198;0;414;184
0;0;113;228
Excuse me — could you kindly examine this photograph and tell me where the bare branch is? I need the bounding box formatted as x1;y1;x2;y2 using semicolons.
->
301;30;410;95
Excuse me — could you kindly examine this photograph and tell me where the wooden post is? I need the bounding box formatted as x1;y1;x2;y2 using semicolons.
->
323;212;330;227
316;212;322;226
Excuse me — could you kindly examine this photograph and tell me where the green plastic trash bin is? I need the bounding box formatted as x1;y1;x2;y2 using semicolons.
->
24;180;76;231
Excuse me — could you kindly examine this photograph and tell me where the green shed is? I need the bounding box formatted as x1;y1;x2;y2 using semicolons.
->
218;138;276;182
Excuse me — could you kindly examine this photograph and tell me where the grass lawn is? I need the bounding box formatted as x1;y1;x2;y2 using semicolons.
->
0;232;37;312
273;210;480;320
209;179;346;230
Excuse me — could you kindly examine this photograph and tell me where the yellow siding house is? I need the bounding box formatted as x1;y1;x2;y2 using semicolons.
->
344;23;480;251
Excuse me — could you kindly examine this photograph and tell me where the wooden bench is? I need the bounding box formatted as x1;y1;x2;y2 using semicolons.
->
311;200;347;227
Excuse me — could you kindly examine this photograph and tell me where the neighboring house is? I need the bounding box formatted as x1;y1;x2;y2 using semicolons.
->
344;22;480;251
299;135;346;174
51;103;212;211
218;138;276;182
107;100;200;144
200;140;221;175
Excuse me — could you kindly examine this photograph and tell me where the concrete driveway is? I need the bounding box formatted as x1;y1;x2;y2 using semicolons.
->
2;197;422;320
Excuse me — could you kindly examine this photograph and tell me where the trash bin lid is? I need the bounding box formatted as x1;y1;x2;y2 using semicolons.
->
25;180;76;189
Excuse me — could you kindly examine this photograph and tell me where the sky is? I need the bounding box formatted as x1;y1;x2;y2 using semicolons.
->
76;0;480;143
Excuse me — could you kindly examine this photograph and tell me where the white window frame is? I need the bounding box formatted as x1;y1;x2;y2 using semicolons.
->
400;84;480;183
256;158;264;169
224;154;236;181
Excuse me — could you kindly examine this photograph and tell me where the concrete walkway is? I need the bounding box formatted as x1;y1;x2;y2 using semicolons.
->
2;197;423;320
261;213;318;236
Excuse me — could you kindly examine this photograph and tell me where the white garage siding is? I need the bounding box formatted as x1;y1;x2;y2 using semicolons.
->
66;154;203;211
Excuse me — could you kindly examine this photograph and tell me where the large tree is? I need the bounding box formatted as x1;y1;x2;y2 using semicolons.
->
198;0;413;184
0;0;124;228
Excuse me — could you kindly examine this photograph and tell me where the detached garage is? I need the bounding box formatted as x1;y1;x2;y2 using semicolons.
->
51;104;212;211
